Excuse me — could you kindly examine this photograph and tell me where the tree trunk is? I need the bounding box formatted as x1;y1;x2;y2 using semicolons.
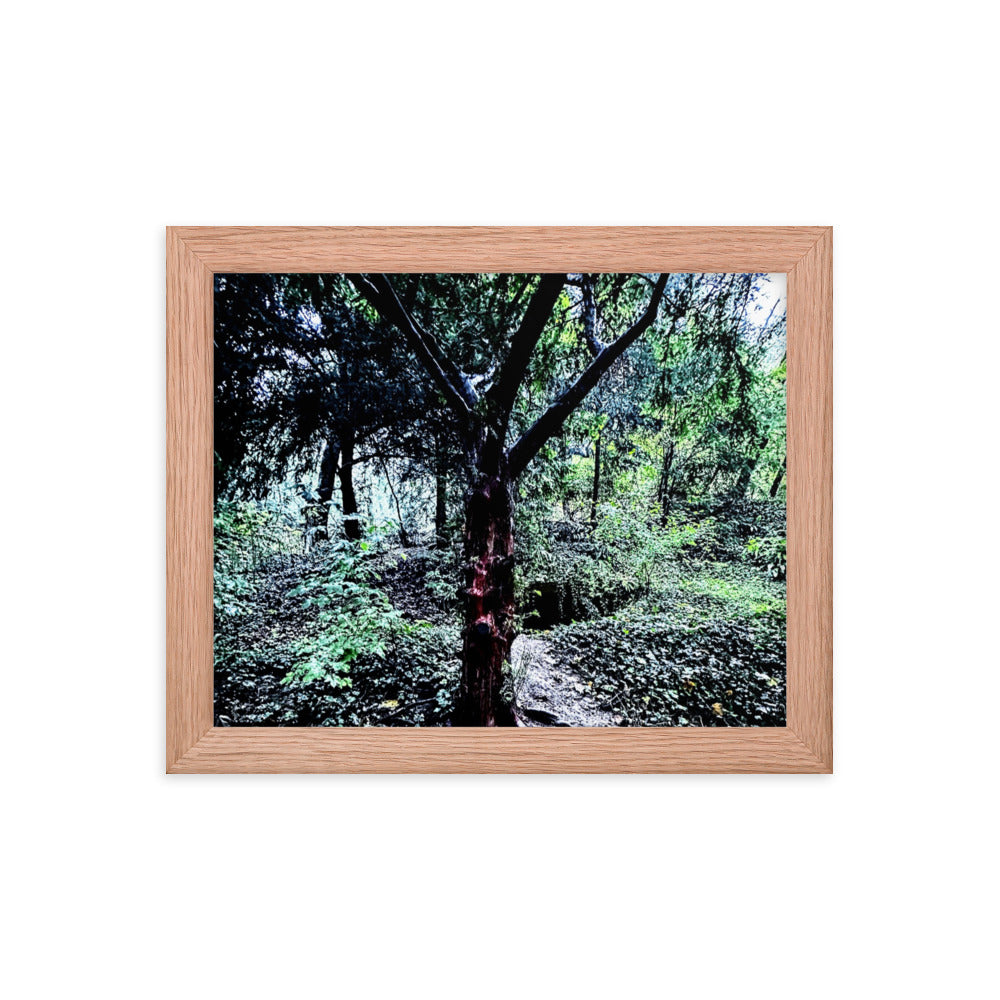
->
456;434;517;727
318;435;340;506
769;454;786;498
379;456;410;547
560;436;570;518
339;425;361;541
735;434;770;498
590;432;602;526
305;436;340;544
659;439;675;525
734;459;755;497
435;435;448;549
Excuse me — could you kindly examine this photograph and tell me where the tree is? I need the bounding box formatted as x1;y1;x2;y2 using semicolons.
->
214;273;433;542
639;274;786;511
348;272;681;725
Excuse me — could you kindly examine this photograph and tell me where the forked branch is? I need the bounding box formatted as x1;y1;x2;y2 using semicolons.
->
508;274;669;478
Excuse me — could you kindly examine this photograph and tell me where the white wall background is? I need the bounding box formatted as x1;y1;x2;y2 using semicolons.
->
3;3;995;997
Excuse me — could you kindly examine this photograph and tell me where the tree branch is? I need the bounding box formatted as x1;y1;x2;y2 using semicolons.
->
347;273;476;420
580;273;605;357
488;274;566;418
508;274;669;478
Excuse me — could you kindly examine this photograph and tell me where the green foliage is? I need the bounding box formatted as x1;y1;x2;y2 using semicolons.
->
547;609;785;726
593;501;682;593
214;499;300;618
544;559;786;725
745;535;787;581
216;612;461;727
283;538;421;688
213;270;788;727
421;549;461;613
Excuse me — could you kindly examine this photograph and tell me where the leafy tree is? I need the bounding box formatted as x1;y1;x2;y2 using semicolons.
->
348;272;690;725
214;273;434;541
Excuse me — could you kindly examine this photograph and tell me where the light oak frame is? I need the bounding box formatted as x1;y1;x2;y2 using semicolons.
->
167;227;832;773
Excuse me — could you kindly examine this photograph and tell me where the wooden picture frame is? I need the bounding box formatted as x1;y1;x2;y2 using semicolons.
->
167;226;832;773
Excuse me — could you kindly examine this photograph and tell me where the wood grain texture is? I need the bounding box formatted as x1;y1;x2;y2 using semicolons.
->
166;231;214;770
786;229;834;770
170;226;828;274
170;727;825;774
166;226;833;773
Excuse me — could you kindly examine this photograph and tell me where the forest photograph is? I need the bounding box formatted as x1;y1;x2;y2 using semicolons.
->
214;271;787;728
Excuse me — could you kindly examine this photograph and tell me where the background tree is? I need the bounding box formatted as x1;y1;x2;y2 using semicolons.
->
214;273;433;541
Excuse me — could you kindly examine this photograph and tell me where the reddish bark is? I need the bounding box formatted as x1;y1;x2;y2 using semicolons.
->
456;436;517;726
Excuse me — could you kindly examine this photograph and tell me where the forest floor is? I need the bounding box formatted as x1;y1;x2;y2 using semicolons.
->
216;509;787;728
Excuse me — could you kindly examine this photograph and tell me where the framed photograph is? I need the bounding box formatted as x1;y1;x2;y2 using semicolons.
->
167;227;831;773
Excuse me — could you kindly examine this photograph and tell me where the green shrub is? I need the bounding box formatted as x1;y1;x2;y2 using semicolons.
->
594;502;683;594
745;535;787;581
214;498;303;617
285;538;424;688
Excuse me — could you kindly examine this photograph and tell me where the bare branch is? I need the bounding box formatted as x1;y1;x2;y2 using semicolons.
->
508;274;669;478
347;273;476;420
488;274;566;418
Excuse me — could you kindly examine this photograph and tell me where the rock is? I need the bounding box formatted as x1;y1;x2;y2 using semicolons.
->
521;707;561;725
